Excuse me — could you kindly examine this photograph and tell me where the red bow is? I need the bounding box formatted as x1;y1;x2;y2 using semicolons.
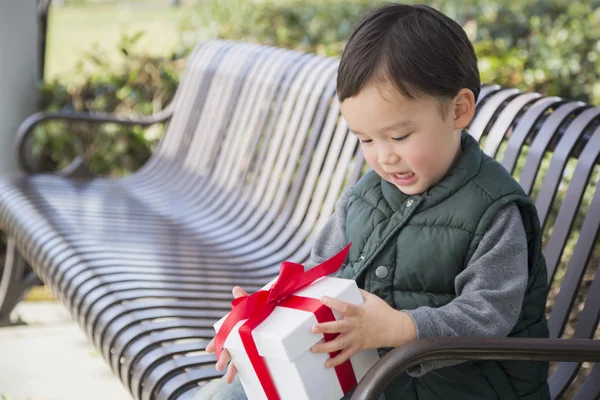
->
214;244;353;399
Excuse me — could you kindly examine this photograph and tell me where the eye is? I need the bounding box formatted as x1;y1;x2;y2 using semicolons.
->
392;133;412;142
359;139;373;144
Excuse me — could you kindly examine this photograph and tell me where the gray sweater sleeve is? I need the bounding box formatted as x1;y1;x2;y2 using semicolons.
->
305;187;353;272
307;194;529;377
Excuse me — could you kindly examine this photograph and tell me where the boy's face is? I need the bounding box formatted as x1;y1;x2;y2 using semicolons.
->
340;82;464;195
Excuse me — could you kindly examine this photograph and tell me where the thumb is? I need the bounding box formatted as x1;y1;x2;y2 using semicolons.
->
232;286;248;299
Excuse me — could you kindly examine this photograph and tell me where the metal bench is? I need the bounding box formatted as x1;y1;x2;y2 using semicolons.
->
0;40;598;400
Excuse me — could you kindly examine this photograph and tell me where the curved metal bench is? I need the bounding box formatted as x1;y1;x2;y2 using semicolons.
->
0;40;598;400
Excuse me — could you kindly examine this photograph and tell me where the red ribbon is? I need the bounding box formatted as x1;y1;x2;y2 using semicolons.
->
214;244;355;400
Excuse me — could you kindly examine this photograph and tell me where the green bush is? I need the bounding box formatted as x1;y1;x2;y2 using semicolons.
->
34;33;184;175
35;0;600;177
182;0;600;104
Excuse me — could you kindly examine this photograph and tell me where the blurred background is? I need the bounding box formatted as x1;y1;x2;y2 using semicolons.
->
34;0;600;177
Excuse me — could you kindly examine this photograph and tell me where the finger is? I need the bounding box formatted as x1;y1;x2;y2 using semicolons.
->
225;362;238;384
205;339;215;353
358;289;370;301
325;346;357;369
311;335;347;354
215;349;231;372
320;296;359;316
232;286;249;299
311;319;351;334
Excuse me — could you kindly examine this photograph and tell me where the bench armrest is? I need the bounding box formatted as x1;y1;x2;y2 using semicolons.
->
351;337;600;400
15;106;173;175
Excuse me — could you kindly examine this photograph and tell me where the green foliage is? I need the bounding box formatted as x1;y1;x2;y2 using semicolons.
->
37;0;599;177
181;0;373;57
181;0;600;104
34;32;183;175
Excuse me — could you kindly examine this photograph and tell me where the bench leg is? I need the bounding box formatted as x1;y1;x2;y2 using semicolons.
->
0;238;42;327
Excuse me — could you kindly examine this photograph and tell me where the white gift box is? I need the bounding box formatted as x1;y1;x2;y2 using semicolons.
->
214;277;380;400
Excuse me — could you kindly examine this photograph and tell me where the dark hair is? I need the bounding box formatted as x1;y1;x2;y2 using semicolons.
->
337;3;480;105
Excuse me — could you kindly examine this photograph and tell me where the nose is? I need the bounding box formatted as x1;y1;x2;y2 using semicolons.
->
377;143;399;166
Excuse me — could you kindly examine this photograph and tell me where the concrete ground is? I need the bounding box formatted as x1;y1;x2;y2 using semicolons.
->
0;302;132;400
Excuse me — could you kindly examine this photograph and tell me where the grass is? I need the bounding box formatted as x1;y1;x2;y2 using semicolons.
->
45;1;190;80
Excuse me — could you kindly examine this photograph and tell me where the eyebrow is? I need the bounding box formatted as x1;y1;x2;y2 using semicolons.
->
350;120;415;136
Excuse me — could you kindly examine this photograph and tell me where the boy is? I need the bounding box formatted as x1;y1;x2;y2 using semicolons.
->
197;3;550;399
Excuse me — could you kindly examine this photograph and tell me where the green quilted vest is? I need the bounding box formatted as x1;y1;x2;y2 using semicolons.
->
340;131;550;399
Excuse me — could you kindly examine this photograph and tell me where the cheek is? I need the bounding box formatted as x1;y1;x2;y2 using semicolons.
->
361;147;380;171
405;142;446;179
405;150;431;175
408;141;453;181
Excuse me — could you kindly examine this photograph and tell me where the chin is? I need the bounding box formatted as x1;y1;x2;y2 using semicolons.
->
401;188;424;195
392;184;423;196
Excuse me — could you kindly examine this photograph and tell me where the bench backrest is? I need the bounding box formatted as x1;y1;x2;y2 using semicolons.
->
129;40;361;272
474;87;600;399
135;41;599;398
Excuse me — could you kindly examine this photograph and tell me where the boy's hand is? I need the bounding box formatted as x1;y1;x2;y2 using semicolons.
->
205;286;248;383
310;289;417;368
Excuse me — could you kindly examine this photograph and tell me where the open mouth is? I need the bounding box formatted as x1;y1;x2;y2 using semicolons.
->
390;171;416;186
392;172;414;179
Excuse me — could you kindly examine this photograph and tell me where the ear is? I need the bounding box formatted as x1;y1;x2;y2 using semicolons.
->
452;88;476;130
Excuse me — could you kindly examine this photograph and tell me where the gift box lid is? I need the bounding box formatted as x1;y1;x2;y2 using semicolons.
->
214;277;363;362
